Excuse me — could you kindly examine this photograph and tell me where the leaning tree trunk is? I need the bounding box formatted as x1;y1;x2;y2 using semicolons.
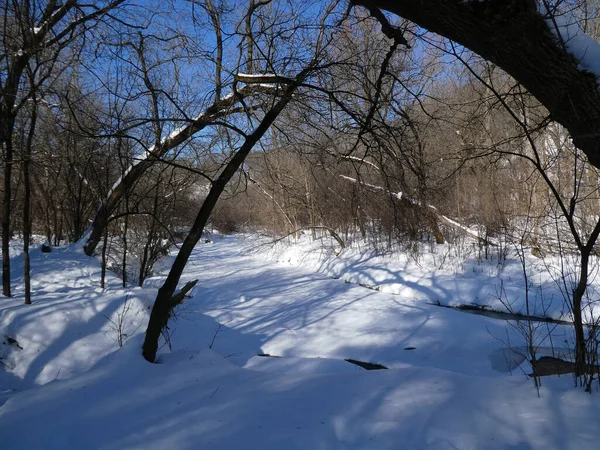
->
142;80;302;363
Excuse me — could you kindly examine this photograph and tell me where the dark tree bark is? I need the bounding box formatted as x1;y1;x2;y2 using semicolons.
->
101;224;109;289
121;196;129;288
353;0;600;170
23;97;38;305
571;221;600;378
1;116;15;297
204;0;224;100
1;21;30;298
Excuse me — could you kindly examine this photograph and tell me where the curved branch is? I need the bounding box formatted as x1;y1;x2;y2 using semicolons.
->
353;0;600;169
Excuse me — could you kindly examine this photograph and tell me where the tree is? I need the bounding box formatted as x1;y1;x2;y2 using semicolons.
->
453;52;600;381
80;2;284;256
349;0;600;379
352;0;600;171
142;0;339;362
0;0;126;297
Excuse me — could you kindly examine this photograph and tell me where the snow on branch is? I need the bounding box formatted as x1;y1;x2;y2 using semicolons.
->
339;175;406;202
235;73;295;85
339;174;497;245
340;155;381;171
100;81;280;207
539;1;600;80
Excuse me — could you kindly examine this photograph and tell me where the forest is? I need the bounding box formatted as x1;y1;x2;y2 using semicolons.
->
2;1;600;448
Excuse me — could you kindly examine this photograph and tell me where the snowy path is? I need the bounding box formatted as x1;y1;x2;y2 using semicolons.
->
160;235;567;378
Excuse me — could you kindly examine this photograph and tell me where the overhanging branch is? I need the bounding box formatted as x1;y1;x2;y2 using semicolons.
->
353;0;600;169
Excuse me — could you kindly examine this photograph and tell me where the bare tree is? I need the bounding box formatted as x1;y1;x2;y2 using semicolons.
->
142;0;340;362
0;0;127;297
352;1;600;170
81;19;283;256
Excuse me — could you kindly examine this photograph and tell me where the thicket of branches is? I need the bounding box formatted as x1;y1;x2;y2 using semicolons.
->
3;0;600;383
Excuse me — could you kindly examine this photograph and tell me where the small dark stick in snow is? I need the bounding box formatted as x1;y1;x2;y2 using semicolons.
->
210;386;220;398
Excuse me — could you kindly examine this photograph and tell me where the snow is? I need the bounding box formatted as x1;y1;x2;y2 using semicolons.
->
262;232;579;320
256;83;279;89
1;234;600;449
341;155;381;170
340;175;405;200
0;242;151;401
540;1;600;79
236;73;280;79
32;7;63;38
3;336;599;450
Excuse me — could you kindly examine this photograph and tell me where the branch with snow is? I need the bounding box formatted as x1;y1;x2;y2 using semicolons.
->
339;174;498;245
235;73;295;85
99;82;280;206
538;1;600;80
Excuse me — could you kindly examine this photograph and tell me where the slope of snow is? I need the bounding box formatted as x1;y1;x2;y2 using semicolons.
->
2;335;599;450
1;234;599;449
0;242;150;403
261;232;581;321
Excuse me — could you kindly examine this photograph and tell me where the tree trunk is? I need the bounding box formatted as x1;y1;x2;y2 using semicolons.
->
573;250;590;377
0;32;28;299
121;201;129;288
142;79;302;362
1;118;14;297
101;224;108;289
23;100;38;305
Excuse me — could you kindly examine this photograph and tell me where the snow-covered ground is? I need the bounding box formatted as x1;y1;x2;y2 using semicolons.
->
0;242;151;402
1;234;599;449
261;232;590;321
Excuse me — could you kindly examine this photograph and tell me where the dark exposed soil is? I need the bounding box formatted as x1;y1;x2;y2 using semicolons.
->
344;359;388;370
